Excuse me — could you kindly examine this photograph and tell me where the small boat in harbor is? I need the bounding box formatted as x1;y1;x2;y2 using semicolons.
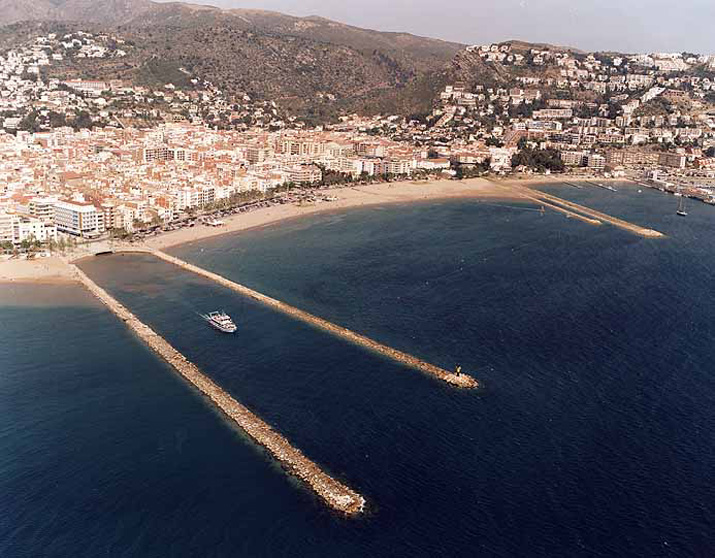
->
201;311;238;333
677;195;688;217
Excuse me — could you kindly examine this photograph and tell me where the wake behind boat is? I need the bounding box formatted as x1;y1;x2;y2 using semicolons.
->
201;310;238;333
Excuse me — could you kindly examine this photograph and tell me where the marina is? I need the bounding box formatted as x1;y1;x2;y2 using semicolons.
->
150;250;479;389
5;193;715;557
520;191;603;226
638;177;715;208
521;187;665;238
70;263;366;516
585;181;618;192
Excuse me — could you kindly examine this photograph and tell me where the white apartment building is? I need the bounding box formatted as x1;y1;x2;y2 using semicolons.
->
142;146;201;163
286;164;323;184
172;186;217;210
173;188;199;211
561;151;588;166
0;211;56;244
319;157;364;177
29;196;59;220
489;147;516;171
0;211;14;244
586;153;607;170
14;216;57;243
53;200;104;238
386;159;417;175
533;108;574;120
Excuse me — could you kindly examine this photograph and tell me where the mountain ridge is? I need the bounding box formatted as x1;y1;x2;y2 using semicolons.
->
0;0;466;119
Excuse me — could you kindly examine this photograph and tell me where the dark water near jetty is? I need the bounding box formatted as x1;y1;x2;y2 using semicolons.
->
3;183;715;556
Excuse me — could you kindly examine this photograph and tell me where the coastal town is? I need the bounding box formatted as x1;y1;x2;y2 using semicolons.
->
5;0;715;551
3;31;715;254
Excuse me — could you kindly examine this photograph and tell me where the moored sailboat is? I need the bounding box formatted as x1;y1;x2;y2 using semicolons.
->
677;195;688;217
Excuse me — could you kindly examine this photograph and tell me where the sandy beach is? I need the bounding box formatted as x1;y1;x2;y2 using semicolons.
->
0;256;75;283
0;174;618;282
146;177;527;250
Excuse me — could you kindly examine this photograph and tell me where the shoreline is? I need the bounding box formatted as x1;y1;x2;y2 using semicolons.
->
145;177;530;250
0;174;631;282
0;256;76;284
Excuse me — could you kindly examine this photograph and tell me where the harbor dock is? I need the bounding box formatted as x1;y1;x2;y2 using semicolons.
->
522;193;603;226
530;190;664;238
486;179;664;237
498;183;664;238
151;250;479;389
71;264;366;516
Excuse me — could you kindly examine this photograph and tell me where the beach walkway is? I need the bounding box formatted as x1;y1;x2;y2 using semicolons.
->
71;263;366;516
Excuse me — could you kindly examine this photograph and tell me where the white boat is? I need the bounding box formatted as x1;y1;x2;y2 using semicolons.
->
201;311;238;333
677;196;688;217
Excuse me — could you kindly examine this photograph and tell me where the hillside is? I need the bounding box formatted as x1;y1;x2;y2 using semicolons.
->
0;0;463;119
0;0;154;25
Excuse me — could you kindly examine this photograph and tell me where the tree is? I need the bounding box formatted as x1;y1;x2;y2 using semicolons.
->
48;111;68;128
19;111;42;133
512;148;565;173
73;111;93;130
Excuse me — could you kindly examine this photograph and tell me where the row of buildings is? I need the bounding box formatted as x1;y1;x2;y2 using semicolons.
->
0;122;479;241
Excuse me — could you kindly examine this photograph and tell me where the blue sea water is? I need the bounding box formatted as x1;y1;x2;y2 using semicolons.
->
2;183;715;557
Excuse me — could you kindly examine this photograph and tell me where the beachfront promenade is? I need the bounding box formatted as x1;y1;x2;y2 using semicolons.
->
71;264;366;516
151;250;479;389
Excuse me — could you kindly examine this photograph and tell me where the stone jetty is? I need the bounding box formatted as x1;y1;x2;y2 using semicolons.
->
531;190;665;238
151;250;479;389
487;179;665;238
71;264;365;516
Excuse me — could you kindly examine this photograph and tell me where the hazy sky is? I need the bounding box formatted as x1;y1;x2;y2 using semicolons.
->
156;0;715;54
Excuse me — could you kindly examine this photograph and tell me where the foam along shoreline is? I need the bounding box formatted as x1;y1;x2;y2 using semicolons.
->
150;250;479;389
71;263;366;516
145;178;526;250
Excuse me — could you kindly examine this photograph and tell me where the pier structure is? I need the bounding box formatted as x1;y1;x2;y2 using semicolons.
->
150;250;479;389
523;193;603;226
530;190;664;238
71;264;365;516
492;181;664;238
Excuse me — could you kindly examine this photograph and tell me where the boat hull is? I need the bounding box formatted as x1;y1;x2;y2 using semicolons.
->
201;312;238;333
207;321;237;333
